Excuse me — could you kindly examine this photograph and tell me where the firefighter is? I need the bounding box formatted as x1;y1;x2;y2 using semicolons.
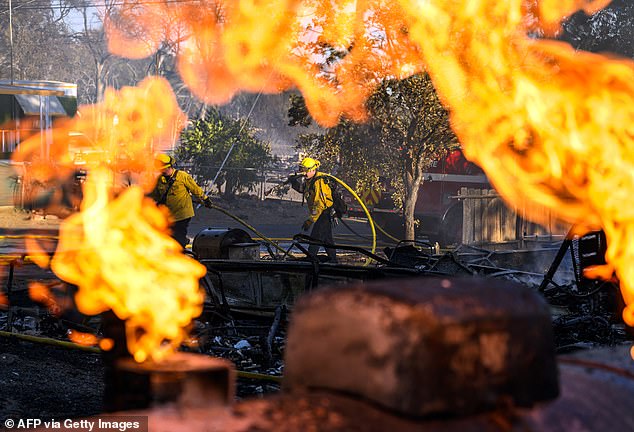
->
298;157;338;263
149;153;213;248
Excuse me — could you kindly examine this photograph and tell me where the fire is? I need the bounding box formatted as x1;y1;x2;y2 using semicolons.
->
67;329;99;347
15;77;206;362
13;0;632;360
12;77;184;193
29;282;61;316
398;0;634;326
103;1;634;328
24;237;52;269
105;0;424;126
51;168;206;362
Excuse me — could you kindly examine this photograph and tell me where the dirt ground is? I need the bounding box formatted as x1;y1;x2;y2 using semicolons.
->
188;196;307;237
0;338;103;421
0;207;63;231
0;196;307;232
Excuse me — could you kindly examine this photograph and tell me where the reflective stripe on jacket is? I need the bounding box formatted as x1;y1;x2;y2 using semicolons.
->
304;173;333;223
150;170;207;222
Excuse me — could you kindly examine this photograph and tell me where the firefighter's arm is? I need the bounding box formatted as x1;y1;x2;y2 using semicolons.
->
183;172;212;206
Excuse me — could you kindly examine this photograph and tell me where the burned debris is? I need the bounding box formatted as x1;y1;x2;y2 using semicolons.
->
0;224;630;414
13;156;621;427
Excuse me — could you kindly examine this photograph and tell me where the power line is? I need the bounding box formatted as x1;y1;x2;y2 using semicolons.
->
211;91;264;185
0;0;40;15
1;0;208;13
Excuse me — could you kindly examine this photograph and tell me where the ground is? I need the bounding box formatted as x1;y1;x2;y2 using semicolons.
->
0;198;305;422
0;338;103;421
0;196;307;232
2;199;632;422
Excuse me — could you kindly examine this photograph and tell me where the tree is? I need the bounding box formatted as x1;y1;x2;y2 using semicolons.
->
176;107;275;200
66;0;133;103
0;3;81;83
291;73;458;240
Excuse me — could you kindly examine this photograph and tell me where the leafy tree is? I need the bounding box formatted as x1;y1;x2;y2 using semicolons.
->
176;107;275;200
291;73;458;240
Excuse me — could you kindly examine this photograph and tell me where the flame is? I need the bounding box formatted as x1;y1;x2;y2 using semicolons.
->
103;2;634;328
99;338;115;351
15;77;205;362
12;76;185;188
398;0;634;327
67;329;99;347
24;237;52;269
51;168;207;362
29;282;62;316
12;0;629;360
105;0;424;126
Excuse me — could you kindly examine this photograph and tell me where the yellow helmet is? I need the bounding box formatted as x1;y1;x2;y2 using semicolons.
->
155;153;174;170
299;157;320;172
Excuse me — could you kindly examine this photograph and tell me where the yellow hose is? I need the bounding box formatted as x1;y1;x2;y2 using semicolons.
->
236;370;283;383
209;204;287;255
0;330;283;382
0;330;100;353
0;235;58;240
372;216;402;243
208;176;379;264
321;173;377;265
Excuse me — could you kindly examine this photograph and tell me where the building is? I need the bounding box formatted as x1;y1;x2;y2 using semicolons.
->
0;80;77;205
0;80;77;158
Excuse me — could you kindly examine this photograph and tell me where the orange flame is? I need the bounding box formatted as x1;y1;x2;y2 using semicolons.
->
67;329;99;347
105;0;424;126
29;282;62;316
103;1;634;328
51;168;206;362
99;338;115;351
12;76;185;187
24;237;52;269
398;1;634;326
16;77;205;362
11;0;625;361
0;267;6;307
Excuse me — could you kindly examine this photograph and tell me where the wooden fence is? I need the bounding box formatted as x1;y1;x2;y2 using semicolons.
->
460;188;569;247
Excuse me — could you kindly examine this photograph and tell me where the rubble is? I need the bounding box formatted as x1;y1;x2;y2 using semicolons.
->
1;233;633;421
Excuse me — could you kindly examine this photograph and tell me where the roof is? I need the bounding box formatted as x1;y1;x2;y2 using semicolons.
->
14;94;68;116
0;84;64;96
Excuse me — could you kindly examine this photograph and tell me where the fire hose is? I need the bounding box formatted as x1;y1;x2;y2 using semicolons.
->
201;173;380;263
0;330;282;382
206;203;287;255
319;173;377;260
266;173;380;264
266;174;400;245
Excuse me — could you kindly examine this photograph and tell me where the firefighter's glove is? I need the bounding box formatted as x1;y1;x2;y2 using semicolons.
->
302;220;313;231
203;197;213;208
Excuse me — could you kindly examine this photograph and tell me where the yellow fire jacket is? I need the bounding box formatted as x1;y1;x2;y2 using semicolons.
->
304;173;334;223
149;170;208;222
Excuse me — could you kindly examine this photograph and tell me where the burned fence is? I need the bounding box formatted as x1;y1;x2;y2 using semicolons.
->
459;187;569;247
